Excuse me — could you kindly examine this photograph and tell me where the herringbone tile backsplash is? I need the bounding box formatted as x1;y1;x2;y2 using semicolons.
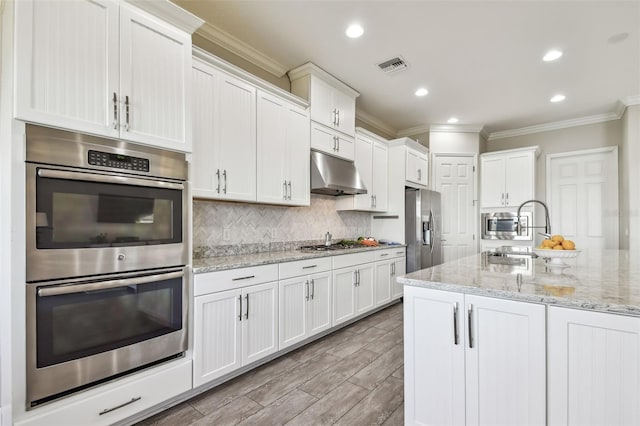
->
193;195;372;259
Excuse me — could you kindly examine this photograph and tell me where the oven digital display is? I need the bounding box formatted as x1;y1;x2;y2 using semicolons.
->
88;150;150;172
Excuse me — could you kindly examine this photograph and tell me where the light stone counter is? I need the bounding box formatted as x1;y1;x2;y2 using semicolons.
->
193;244;406;274
398;249;640;317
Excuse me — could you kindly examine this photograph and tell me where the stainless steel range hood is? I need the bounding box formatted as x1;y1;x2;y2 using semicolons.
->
310;150;367;196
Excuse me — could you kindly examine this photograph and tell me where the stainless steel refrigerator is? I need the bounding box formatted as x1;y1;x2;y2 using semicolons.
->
405;188;443;273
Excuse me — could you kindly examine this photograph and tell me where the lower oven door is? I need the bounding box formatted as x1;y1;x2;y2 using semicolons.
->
26;267;187;407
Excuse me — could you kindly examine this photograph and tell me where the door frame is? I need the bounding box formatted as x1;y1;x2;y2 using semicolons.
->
431;152;479;255
546;146;619;248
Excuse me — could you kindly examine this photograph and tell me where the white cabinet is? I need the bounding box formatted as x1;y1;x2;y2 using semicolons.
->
193;267;278;387
374;248;406;307
406;147;429;186
15;0;193;152
310;120;355;161
480;147;537;208
336;129;388;212
257;90;310;206
332;261;375;326
548;307;640;425
404;286;546;425
192;59;257;202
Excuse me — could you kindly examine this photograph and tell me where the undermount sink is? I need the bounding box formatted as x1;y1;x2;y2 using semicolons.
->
485;246;538;258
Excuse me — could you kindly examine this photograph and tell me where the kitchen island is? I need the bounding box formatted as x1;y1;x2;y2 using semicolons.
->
399;249;640;426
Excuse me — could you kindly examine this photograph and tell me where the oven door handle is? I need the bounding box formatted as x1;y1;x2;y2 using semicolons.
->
37;271;184;297
37;168;184;190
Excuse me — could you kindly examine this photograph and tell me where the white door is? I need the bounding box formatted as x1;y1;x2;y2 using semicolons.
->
548;306;640;425
278;277;308;350
286;105;310;206
242;282;278;365
374;261;392;307
15;0;119;138
332;267;356;325
333;88;356;136
191;61;217;197
372;141;389;211
391;258;405;300
355;264;375;315
547;147;619;250
193;289;242;387
257;91;287;204
354;135;374;210
308;272;332;336
465;295;546;426
434;155;477;262
119;4;190;150
404;286;466;426
480;156;506;208
504;151;534;207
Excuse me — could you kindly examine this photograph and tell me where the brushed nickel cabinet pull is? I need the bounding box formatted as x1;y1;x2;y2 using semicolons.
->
311;279;315;299
287;181;292;200
223;170;227;194
336;109;340;126
124;95;130;131
302;265;317;269
112;92;118;129
283;180;287;200
467;304;474;348
99;397;141;415
216;169;221;193
238;294;242;321
453;302;459;345
245;294;249;319
305;280;309;301
232;275;255;281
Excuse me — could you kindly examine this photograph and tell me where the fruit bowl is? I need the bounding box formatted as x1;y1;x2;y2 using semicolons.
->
533;249;581;266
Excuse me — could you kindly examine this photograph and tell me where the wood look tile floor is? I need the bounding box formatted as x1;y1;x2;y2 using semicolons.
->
137;302;404;426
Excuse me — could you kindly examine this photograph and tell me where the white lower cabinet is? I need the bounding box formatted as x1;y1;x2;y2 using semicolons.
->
374;248;407;306
193;280;277;388
332;263;375;325
390;257;406;300
548;307;640;425
404;286;546;426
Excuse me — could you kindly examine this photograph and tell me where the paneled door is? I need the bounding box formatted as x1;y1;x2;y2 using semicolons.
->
547;147;618;250
242;282;278;365
433;155;477;262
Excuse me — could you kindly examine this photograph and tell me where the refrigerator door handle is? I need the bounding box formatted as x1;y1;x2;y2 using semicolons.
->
429;209;435;254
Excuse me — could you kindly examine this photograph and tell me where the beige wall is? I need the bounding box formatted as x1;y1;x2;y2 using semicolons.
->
486;119;622;202
429;131;482;154
407;131;430;149
620;105;640;250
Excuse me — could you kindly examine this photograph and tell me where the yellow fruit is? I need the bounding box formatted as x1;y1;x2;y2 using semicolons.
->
552;244;564;250
561;240;576;250
542;239;557;248
551;234;564;243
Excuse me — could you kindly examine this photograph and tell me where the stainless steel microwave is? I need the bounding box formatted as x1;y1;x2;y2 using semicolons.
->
481;212;532;240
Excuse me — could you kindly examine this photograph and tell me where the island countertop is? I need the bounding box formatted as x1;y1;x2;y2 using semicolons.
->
398;249;640;317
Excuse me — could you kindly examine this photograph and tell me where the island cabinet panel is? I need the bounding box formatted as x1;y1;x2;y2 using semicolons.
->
548;307;640;426
404;287;546;426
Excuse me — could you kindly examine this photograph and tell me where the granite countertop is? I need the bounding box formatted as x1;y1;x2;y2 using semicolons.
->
398;249;640;317
193;244;406;274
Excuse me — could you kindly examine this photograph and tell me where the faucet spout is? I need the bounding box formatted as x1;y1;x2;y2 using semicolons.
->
516;199;551;236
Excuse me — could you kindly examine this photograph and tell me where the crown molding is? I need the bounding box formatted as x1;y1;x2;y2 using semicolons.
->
396;124;430;138
355;110;396;138
622;94;640;106
488;111;622;141
430;124;486;134
288;62;360;98
196;22;289;77
124;0;204;34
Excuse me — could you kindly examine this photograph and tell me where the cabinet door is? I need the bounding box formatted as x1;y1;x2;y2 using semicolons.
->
192;61;218;197
465;295;546;426
406;148;421;184
242;282;278;365
549;307;640;426
480;156;506;208
354;136;374;210
332;267;356;325
310;122;338;157
391;258;405;300
278;276;308;350
372;141;389;211
308;272;332;336
374;261;392;307
309;77;335;128
217;73;257;202
504;152;534;207
335;134;355;161
119;5;191;150
404;286;466;426
15;0;119;138
333;89;356;136
355;264;375;315
417;152;429;186
257;91;287;204
193;289;242;387
286;105;311;206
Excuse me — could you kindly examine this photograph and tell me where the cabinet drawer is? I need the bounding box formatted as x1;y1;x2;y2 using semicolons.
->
374;247;406;261
16;359;192;426
279;257;332;280
333;251;376;269
195;264;279;296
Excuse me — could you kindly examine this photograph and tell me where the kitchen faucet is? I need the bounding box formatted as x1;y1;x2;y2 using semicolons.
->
516;199;551;237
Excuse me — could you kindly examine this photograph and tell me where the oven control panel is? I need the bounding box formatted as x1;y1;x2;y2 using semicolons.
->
88;150;149;172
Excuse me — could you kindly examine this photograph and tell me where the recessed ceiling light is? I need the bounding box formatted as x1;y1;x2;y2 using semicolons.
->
447;117;459;124
346;24;364;38
550;94;566;103
415;88;429;97
543;49;563;62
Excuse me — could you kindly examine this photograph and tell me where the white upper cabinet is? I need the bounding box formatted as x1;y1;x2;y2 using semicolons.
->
15;0;195;152
257;90;310;206
388;137;429;189
192;59;257;202
480;147;538;208
336;129;388;212
406;147;429;186
309;121;355;161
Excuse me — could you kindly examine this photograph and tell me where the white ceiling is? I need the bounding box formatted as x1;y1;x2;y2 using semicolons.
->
174;0;640;137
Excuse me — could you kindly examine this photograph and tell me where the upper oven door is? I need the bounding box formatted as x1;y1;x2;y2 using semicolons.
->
27;164;188;282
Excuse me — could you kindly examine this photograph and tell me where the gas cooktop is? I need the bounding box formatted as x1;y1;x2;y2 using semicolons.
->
299;243;363;251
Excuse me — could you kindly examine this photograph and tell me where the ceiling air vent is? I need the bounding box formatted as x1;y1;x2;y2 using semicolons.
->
377;56;408;74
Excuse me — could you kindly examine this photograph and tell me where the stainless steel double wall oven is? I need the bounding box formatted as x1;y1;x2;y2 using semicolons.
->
25;125;189;407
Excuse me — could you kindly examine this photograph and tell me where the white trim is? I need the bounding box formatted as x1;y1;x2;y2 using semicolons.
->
622;95;640;106
488;111;622;141
196;22;289;78
396;124;430;138
123;0;204;34
287;62;360;98
430;124;486;134
355;110;396;138
482;145;541;158
355;126;388;143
